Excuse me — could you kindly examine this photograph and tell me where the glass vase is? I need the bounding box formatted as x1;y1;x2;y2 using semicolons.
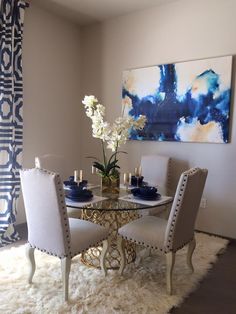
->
101;175;120;194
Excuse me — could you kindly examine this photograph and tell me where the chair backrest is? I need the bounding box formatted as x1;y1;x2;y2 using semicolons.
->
35;154;67;181
164;167;208;252
140;155;171;194
20;168;70;258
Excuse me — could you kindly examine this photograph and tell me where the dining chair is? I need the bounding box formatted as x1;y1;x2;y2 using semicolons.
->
20;168;109;301
141;154;171;194
35;154;81;219
35;154;67;180
118;167;208;294
140;154;171;216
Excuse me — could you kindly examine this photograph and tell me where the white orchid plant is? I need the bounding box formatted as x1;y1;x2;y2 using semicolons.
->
82;95;146;179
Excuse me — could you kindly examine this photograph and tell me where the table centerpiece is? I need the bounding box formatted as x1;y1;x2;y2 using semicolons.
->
82;95;146;193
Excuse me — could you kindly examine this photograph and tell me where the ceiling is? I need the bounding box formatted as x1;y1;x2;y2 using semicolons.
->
35;0;178;25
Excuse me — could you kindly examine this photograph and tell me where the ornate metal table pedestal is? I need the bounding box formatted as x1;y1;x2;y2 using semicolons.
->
81;209;138;269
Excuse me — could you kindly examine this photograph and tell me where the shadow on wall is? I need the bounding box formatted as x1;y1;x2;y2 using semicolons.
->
169;158;190;196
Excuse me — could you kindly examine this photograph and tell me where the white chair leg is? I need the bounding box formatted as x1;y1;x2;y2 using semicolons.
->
187;237;196;273
61;257;71;302
25;243;35;284
117;236;126;275
166;252;176;295
100;239;109;276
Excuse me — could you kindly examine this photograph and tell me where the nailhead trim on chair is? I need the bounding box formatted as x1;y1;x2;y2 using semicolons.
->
164;167;200;253
119;168;201;254
24;168;108;259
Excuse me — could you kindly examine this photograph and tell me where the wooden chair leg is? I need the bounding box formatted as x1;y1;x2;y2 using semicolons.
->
187;237;196;273
61;257;71;302
25;243;35;284
117;236;126;275
166;252;176;295
100;239;109;276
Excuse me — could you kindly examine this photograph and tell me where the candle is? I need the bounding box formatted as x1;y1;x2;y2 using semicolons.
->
74;170;79;182
92;166;95;174
79;170;83;182
138;166;142;176
134;167;139;176
129;173;132;185
124;173;127;185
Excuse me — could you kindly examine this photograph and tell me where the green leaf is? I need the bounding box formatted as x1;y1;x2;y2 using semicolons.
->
93;162;105;173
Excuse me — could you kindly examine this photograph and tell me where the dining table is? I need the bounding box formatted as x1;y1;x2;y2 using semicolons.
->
65;186;173;269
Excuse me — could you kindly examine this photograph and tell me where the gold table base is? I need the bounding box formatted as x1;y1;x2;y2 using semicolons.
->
81;209;138;269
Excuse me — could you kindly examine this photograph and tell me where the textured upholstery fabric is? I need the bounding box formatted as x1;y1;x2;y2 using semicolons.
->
20;168;69;257
141;155;170;194
119;216;167;249
119;168;208;253
164;168;208;252
140;155;171;216
35;155;81;218
69;218;109;257
20;168;109;258
35;154;67;181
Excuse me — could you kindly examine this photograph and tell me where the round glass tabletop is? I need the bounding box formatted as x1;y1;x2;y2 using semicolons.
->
65;187;173;212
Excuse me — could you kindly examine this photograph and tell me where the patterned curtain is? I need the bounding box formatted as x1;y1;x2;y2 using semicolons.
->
0;0;28;245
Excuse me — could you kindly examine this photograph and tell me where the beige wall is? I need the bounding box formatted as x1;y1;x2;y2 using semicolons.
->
81;0;236;238
17;3;82;224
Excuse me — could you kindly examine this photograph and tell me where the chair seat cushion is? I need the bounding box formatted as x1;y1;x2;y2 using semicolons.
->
69;218;109;257
118;216;167;250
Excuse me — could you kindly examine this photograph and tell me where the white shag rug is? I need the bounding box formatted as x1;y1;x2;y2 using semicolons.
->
0;233;228;314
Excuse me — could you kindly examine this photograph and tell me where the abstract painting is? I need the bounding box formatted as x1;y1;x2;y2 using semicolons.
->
122;56;232;143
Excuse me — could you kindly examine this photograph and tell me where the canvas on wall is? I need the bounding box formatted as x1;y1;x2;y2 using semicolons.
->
122;56;232;143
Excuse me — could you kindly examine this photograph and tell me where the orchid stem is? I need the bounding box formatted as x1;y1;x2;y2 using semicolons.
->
101;140;107;168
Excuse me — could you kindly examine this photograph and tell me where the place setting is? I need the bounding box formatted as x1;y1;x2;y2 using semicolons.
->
64;170;107;206
119;167;173;206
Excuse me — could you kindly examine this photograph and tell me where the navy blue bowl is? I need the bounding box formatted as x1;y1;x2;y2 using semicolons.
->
139;186;157;196
67;187;93;198
131;186;158;197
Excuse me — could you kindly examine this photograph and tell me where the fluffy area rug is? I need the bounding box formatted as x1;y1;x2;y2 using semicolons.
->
0;233;228;314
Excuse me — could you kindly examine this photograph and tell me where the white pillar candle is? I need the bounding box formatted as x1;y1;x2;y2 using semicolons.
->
79;170;83;182
92;166;95;174
123;173;127;185
129;173;132;185
138;166;142;176
74;170;79;182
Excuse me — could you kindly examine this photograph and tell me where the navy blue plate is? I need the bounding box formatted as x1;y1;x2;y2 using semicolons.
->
67;195;93;202
133;193;161;201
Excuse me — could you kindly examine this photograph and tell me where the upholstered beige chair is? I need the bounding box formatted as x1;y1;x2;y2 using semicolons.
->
35;154;67;180
140;154;171;216
141;154;171;195
35;154;81;219
118;167;208;294
20;168;109;301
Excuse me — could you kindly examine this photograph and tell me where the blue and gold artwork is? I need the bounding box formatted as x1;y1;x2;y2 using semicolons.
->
122;56;232;143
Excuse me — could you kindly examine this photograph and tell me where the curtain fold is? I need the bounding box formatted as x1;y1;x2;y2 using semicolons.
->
0;0;28;245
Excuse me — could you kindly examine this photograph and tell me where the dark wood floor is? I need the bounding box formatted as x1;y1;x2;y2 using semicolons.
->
2;224;236;313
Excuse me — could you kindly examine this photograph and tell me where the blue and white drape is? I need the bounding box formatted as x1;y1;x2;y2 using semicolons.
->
0;0;28;245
